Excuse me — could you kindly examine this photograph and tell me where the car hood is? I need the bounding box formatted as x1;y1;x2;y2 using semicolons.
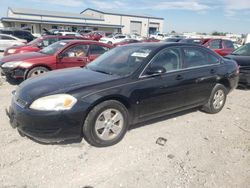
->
16;68;120;103
0;52;49;63
226;55;250;67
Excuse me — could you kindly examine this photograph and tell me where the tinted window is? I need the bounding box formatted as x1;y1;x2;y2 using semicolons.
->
116;36;126;39
149;48;181;72
13;31;24;38
183;47;220;68
89;45;109;55
0;30;13;35
41;38;58;47
223;40;234;49
63;44;89;58
209;40;222;49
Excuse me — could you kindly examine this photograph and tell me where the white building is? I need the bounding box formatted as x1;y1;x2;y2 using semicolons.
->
0;7;164;37
81;8;164;36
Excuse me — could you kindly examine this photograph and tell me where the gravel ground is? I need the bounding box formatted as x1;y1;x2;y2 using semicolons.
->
0;77;249;188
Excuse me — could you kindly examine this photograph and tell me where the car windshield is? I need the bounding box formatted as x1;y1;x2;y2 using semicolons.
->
40;41;69;55
27;37;41;46
86;46;154;76
232;44;250;56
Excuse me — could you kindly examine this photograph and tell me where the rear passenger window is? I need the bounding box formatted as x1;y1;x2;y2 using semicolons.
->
223;40;234;49
209;40;221;49
183;48;220;68
149;48;182;72
89;45;109;55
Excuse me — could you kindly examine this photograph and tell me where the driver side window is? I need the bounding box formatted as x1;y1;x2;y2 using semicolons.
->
63;44;89;58
148;47;182;72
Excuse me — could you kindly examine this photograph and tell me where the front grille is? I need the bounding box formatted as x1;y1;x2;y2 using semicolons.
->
15;97;28;108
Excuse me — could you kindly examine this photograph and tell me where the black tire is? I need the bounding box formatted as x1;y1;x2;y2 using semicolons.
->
107;41;112;45
83;100;129;147
26;66;49;79
201;84;227;114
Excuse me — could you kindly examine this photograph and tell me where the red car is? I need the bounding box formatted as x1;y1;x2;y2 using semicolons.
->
4;35;85;56
203;39;235;56
0;40;112;80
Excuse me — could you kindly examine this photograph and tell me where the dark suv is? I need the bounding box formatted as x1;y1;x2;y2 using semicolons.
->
0;29;35;42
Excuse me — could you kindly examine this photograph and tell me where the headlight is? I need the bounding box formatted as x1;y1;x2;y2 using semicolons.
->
7;49;16;54
30;94;77;111
2;61;22;68
2;61;32;68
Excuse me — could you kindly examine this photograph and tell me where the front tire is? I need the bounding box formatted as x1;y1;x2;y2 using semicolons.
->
201;84;227;114
83;100;129;147
26;66;49;79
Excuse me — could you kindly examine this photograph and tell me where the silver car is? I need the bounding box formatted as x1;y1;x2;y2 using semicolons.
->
0;34;27;51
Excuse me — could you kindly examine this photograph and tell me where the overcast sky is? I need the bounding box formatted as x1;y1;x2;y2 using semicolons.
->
0;0;250;34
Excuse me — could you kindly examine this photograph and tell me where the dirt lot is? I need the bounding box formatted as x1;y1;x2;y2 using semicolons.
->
0;76;249;188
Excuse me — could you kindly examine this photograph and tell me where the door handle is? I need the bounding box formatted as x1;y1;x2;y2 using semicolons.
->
175;75;183;80
210;69;216;74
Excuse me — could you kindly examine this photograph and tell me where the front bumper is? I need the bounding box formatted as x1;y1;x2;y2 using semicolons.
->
7;97;87;143
0;67;26;79
239;67;250;85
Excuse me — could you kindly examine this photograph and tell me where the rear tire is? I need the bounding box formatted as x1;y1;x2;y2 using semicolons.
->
107;41;112;45
201;84;227;114
83;100;129;147
26;66;49;79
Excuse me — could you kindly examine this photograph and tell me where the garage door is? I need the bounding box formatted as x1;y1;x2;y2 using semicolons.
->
130;21;142;35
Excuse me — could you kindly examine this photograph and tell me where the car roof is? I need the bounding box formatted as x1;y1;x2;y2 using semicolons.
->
58;39;112;47
126;42;202;48
42;35;83;39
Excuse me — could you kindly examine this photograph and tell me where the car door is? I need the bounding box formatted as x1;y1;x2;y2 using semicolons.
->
135;47;188;118
57;44;90;69
0;35;16;50
181;46;221;106
88;44;110;62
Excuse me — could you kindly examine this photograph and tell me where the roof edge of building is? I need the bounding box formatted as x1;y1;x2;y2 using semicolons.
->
81;8;164;20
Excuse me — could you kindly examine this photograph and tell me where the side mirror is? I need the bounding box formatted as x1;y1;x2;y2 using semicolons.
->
37;42;43;48
146;66;166;75
57;53;64;60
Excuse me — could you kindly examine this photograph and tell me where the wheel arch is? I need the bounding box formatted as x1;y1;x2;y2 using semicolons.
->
81;94;133;133
24;64;52;79
218;78;231;93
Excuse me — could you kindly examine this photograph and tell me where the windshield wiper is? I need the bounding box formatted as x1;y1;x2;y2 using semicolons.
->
231;53;240;55
91;69;113;75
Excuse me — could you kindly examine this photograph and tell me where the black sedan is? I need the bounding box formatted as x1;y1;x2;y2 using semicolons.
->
226;43;250;86
7;43;239;147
